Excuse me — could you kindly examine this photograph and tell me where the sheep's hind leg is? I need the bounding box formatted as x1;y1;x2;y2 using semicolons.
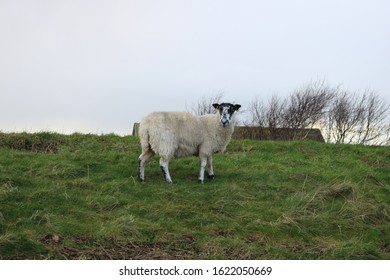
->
160;158;173;184
207;156;215;180
138;150;154;182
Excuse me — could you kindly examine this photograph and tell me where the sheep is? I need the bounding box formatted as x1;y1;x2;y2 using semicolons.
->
138;103;241;184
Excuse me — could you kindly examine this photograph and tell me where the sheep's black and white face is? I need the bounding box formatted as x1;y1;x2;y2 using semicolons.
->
213;103;241;127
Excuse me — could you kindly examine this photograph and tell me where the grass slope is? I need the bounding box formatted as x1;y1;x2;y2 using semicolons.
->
0;132;389;259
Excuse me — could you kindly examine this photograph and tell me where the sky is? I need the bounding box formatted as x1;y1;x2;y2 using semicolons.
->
1;0;389;135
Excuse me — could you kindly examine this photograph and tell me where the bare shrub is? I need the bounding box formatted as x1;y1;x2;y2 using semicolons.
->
249;80;335;140
281;80;336;134
324;91;365;144
249;80;390;145
187;92;224;115
249;95;285;139
324;90;389;145
356;91;389;145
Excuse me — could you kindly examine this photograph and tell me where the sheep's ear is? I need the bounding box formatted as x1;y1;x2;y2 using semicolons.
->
233;104;241;111
212;103;220;109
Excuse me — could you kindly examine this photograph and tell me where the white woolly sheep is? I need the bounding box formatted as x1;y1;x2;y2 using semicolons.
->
138;103;241;184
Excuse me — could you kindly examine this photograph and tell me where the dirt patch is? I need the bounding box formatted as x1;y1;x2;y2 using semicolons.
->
42;235;199;260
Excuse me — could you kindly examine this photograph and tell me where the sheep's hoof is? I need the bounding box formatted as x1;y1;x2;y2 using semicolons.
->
166;180;173;184
208;174;215;180
198;179;204;184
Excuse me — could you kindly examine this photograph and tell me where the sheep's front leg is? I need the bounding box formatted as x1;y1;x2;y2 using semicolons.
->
207;156;215;180
198;157;207;184
160;158;173;184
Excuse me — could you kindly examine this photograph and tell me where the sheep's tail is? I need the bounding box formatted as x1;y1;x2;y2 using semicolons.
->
139;123;151;153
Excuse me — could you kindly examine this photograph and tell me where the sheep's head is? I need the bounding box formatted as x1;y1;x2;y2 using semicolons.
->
213;103;241;127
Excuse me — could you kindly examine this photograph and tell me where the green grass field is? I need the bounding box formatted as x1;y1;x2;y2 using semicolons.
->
0;132;389;259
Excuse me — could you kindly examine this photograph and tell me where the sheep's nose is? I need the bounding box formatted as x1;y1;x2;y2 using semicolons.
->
221;115;229;126
222;119;229;126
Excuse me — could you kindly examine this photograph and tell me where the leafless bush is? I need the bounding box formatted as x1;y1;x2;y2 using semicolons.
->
248;96;265;127
357;91;390;145
324;90;390;145
249;95;285;139
249;80;390;145
384;123;390;146
323;91;363;144
249;80;335;140
187;92;224;115
282;80;336;132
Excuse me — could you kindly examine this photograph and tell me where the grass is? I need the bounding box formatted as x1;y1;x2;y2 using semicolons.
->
0;132;389;259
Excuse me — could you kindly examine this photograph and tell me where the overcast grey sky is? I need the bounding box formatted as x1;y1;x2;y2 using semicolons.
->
1;0;389;135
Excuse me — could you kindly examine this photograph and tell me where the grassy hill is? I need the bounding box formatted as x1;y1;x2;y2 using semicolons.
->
0;132;389;259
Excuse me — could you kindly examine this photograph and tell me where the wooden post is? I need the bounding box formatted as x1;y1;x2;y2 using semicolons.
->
132;123;140;136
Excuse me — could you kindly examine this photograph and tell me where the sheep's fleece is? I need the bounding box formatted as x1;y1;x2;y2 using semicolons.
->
138;103;241;183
